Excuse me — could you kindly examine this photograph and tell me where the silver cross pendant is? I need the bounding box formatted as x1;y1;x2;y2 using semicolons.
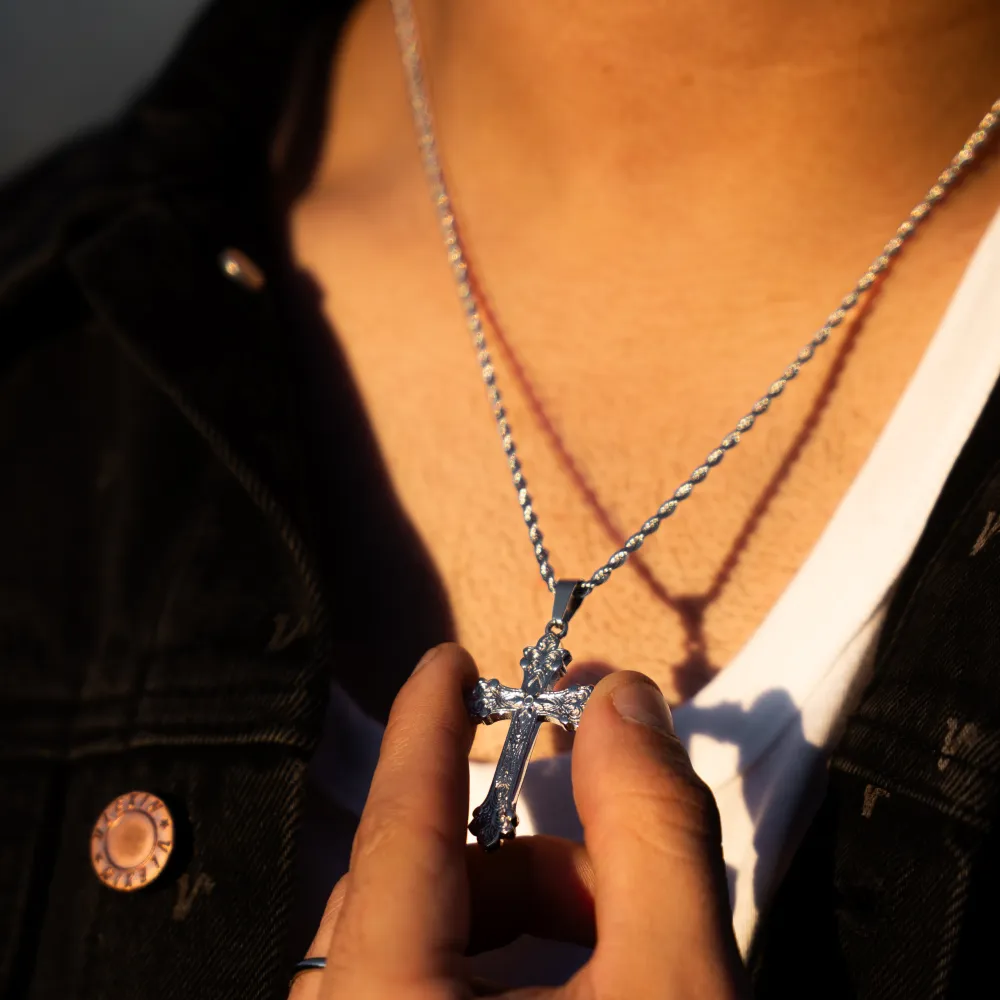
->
466;580;594;850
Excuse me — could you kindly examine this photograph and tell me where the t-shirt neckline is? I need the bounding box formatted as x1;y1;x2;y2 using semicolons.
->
670;206;1000;787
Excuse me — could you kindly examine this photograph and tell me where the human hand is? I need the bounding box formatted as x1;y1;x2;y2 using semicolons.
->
290;643;747;999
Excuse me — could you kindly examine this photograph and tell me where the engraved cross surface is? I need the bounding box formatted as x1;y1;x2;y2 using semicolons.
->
466;630;593;849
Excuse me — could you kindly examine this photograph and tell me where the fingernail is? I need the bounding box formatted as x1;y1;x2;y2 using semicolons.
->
412;645;443;676
611;679;674;735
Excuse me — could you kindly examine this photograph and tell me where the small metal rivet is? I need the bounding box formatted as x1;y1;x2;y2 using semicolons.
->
219;248;266;291
90;791;175;892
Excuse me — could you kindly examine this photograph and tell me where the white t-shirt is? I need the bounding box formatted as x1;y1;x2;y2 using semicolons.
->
303;208;1000;985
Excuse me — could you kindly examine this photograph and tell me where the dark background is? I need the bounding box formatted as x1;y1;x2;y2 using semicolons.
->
0;0;207;180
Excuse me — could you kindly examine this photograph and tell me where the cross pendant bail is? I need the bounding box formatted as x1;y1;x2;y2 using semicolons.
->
551;578;586;629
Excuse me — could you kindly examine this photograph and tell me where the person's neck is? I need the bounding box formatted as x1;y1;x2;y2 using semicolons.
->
430;0;997;166
316;0;999;212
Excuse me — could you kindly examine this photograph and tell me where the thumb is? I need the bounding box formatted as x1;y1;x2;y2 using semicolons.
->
572;671;746;998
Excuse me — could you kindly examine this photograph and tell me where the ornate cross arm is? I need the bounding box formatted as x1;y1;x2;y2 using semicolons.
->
532;685;593;730
467;676;593;728
467;678;525;724
466;678;594;731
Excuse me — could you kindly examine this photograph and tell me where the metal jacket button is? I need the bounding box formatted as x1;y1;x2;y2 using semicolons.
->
90;791;175;891
219;247;266;290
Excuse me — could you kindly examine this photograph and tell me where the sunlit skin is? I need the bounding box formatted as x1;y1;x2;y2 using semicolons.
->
285;2;999;995
290;0;1000;762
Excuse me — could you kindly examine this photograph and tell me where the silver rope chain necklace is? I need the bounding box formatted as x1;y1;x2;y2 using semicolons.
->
390;0;1000;850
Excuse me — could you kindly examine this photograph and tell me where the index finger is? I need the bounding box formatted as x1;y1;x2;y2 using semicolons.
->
326;643;478;985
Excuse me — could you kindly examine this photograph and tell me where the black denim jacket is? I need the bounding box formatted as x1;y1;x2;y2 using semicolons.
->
2;2;999;997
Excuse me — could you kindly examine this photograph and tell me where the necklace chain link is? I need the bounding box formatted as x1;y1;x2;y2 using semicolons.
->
391;0;1000;601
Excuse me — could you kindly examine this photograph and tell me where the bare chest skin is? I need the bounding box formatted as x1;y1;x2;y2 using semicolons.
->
273;0;1000;762
289;141;999;762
